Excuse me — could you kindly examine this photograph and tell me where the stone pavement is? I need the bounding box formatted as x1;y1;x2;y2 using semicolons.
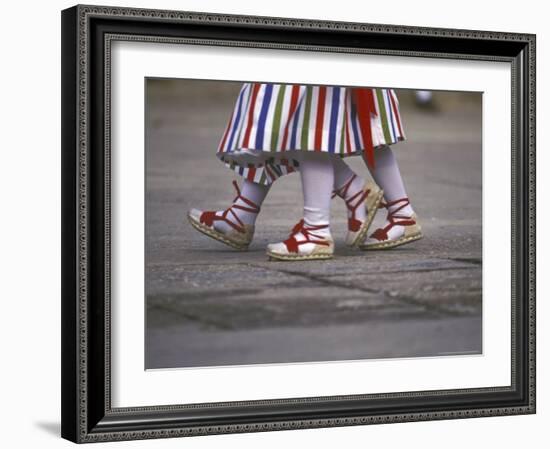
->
144;80;482;369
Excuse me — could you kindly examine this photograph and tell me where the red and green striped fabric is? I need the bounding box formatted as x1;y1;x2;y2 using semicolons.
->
217;83;405;185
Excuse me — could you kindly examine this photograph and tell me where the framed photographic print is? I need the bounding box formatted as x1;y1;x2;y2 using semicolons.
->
61;4;536;443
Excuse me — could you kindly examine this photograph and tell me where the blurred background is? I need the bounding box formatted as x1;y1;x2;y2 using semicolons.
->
145;79;482;369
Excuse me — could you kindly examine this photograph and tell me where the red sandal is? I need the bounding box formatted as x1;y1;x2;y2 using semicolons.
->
267;220;334;261
187;181;260;250
360;197;423;250
332;175;384;247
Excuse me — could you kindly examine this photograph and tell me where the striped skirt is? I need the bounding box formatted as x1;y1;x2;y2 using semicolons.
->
217;83;406;186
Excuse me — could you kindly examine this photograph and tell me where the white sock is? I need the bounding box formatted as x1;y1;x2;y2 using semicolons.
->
332;157;367;223
237;180;270;224
370;145;414;217
298;152;333;239
213;180;269;233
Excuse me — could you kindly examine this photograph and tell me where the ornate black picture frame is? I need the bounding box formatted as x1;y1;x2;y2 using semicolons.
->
61;4;536;443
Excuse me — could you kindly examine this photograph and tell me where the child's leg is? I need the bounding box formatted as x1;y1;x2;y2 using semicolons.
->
332;157;385;247
267;152;334;260
300;153;333;236
362;145;422;249
369;145;414;216
332;157;367;224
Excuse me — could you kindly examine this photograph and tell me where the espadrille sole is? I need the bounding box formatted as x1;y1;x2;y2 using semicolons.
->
361;231;423;250
347;188;384;248
267;251;334;261
187;213;251;251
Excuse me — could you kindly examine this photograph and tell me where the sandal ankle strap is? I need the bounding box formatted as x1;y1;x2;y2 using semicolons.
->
333;175;369;231
200;181;261;233
382;197;414;220
230;180;261;214
283;221;331;253
371;197;416;241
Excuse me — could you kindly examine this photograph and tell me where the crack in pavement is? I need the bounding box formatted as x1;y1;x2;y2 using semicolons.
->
147;287;265;301
445;257;482;266
315;265;480;277
260;265;474;317
148;259;482;274
148;303;235;330
147;259;481;329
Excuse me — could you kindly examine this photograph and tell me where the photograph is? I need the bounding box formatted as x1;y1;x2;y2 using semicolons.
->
145;79;483;369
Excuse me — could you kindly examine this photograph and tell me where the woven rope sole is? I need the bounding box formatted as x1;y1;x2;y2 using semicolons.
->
267;251;334;261
360;231;423;250
187;213;250;251
348;188;384;248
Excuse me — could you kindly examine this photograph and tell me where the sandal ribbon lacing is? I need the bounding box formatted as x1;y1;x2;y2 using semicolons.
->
332;174;370;232
199;181;261;234
371;197;415;241
283;221;330;253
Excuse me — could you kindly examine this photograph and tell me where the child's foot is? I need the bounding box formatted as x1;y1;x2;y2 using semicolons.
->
333;175;384;247
267;220;334;261
187;181;260;250
360;197;423;250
